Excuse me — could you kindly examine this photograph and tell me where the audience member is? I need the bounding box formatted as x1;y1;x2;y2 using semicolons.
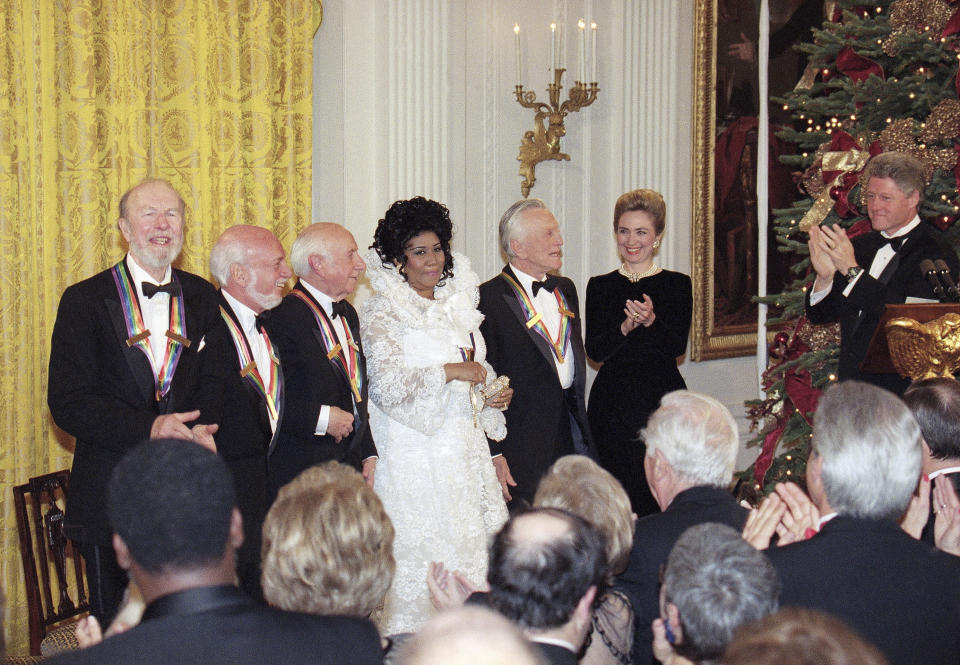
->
533;455;635;665
615;390;745;665
652;523;779;665
48;438;383;665
48;178;219;625
485;508;607;665
721;607;888;665
398;606;543;665
764;380;960;665
900;377;960;543
260;462;396;642
197;224;293;598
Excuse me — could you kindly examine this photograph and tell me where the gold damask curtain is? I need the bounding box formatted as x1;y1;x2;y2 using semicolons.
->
0;0;319;653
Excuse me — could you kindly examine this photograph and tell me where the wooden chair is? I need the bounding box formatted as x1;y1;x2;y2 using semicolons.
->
13;470;89;656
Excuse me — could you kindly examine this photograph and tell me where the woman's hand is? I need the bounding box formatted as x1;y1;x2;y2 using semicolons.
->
485;386;513;411
621;295;656;335
443;361;487;384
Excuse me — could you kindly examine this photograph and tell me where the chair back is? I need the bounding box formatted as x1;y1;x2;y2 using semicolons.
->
13;470;89;655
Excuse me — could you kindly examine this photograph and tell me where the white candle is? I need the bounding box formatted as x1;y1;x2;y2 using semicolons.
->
591;21;597;83
578;19;585;82
550;22;556;71
514;24;521;87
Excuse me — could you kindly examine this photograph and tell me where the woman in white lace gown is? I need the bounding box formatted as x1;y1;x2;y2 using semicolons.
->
360;197;510;634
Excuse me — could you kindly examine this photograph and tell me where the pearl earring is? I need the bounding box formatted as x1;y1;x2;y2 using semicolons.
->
653;240;660;249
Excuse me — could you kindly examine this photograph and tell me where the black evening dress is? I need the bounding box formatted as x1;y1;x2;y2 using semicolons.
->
585;269;692;517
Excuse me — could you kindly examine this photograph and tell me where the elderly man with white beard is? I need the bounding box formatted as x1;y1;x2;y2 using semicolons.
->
194;224;293;599
49;178;220;625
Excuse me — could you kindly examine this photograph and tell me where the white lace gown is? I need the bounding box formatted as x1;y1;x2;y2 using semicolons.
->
360;250;509;635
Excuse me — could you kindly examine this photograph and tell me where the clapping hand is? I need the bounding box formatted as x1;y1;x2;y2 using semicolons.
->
742;482;820;549
934;475;960;556
621;294;656;334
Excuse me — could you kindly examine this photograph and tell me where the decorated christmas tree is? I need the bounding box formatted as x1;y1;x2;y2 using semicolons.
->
743;0;960;493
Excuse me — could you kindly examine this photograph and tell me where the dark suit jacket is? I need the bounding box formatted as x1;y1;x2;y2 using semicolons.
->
45;585;384;665
48;262;219;546
194;293;281;575
266;280;376;492
478;265;594;505
766;515;960;665
534;641;579;665
805;222;960;393
615;485;748;665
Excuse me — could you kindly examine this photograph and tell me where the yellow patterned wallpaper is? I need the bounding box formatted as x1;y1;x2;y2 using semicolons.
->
0;0;319;654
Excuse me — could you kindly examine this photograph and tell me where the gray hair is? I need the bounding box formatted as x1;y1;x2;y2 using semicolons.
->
813;381;922;520
209;233;250;286
642;390;739;487
863;151;927;198
289;223;337;278
664;523;780;664
498;198;547;258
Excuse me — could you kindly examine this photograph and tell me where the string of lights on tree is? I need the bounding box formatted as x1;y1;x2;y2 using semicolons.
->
741;0;960;495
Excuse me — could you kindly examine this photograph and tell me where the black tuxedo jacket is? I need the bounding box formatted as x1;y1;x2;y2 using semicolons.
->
615;485;748;665
48;262;219;546
767;515;960;665
478;265;594;506
45;585;384;665
266;280;376;492
194;293;282;575
534;641;579;665
805;222;960;393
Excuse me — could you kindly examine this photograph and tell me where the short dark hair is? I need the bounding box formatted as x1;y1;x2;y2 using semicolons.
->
108;438;236;573
487;507;607;631
371;196;454;284
903;378;960;460
664;523;780;663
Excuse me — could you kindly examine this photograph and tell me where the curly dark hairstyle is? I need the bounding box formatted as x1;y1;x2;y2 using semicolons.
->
371;196;455;284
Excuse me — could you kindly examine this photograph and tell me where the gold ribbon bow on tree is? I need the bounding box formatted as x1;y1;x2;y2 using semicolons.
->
799;148;871;232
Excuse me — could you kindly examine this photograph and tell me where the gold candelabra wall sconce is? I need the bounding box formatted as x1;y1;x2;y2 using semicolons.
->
513;20;599;198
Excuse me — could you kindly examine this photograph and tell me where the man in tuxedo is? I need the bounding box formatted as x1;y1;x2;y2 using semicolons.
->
901;378;960;543
479;199;594;508
805;151;960;394
48;179;219;625
47;438;383;665
266;222;377;494
615;390;746;665
486;508;607;665
196;225;293;598
765;381;960;665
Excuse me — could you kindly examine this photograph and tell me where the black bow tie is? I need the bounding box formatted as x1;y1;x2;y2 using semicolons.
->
531;276;560;296
254;310;272;333
331;300;350;319
882;236;906;252
142;281;181;299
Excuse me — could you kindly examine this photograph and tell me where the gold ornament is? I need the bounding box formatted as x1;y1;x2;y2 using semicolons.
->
919;99;960;143
885;0;953;55
798;147;871;231
797;320;841;352
880;118;917;153
886;314;960;380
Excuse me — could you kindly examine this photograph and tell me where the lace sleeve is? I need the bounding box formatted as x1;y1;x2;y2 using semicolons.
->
361;300;449;436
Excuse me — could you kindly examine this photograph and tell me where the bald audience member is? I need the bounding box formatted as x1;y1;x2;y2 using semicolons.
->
266;223;377;494
485;508;607;665
616;390;746;665
195;224;292;597
765;381;960;665
398;606;543;665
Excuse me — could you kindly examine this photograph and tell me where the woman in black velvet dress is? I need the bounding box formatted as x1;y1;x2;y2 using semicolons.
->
585;189;692;517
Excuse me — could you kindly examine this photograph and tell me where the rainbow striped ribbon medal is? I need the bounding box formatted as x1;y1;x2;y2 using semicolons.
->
219;306;281;421
500;271;573;363
290;290;363;403
111;261;189;401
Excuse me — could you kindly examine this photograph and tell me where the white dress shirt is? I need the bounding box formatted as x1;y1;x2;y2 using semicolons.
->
221;290;279;433
300;281;355;434
127;253;173;369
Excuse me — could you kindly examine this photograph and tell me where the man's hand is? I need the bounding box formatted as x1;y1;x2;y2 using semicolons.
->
808;225;838;288
151;410;202;440
362;457;377;488
818;223;858;275
426;562;484;611
742;492;787;550
190;423;218;453
492;455;516;502
327;406;355;442
772;482;821;545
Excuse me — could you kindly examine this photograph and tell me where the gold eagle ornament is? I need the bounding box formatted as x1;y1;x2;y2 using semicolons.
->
886;313;960;380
